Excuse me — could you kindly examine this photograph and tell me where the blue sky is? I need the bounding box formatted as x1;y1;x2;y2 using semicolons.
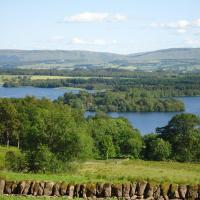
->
0;0;200;53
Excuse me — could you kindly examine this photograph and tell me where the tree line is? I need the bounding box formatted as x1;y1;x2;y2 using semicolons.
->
57;91;185;112
0;97;200;173
3;71;200;97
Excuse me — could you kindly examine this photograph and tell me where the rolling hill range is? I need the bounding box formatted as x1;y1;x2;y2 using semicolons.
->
0;48;200;71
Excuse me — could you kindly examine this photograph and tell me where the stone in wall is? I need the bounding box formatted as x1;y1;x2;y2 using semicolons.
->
144;182;154;199
37;181;45;196
168;184;179;199
0;179;200;199
60;181;68;195
0;179;5;195
178;184;187;199
67;183;75;198
111;183;123;198
186;185;198;200
153;185;161;200
122;183;131;198
43;181;54;196
96;182;104;198
86;183;96;198
103;183;111;198
4;181;14;194
52;182;61;196
136;181;147;199
130;182;137;199
22;180;32;195
74;184;81;197
80;183;87;198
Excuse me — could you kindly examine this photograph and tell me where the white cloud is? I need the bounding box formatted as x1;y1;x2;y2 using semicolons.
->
150;19;200;33
193;19;200;27
71;37;87;45
71;37;117;46
64;12;127;23
185;38;200;46
176;29;187;34
93;39;106;46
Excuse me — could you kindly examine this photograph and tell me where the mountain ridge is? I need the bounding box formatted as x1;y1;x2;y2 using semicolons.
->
1;48;200;71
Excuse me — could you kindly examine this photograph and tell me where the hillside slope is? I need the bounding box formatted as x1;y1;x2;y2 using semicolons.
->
0;48;200;71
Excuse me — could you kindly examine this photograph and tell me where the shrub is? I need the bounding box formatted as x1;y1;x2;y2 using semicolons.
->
5;150;27;172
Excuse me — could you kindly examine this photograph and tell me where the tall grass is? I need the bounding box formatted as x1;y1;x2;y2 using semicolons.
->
1;159;200;184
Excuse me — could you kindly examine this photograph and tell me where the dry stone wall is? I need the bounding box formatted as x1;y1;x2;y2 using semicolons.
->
0;179;200;199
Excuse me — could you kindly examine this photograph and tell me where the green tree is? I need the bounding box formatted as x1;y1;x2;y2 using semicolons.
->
143;134;171;161
88;115;142;159
100;135;116;159
0;99;20;147
157;113;200;162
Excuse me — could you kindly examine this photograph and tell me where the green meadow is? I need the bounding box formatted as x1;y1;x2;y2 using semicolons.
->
1;146;200;185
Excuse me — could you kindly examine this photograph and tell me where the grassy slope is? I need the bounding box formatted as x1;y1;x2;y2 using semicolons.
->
1;159;200;184
0;75;113;84
1;146;200;199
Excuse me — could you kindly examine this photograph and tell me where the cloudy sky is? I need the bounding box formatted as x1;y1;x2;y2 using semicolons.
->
1;0;200;53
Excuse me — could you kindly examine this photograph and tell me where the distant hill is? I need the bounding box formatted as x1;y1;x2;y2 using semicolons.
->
0;48;200;71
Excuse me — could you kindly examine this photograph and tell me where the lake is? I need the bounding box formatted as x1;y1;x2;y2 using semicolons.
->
0;86;200;134
0;86;94;99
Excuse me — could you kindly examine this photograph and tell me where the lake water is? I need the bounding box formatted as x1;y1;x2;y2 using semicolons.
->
0;86;200;134
0;86;92;99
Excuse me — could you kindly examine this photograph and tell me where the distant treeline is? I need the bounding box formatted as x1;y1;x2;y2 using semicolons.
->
1;67;200;78
56;91;185;112
0;67;185;77
2;69;200;97
0;97;200;173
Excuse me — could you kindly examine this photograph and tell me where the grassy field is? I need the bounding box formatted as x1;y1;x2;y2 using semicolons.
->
4;160;200;184
1;146;200;185
0;75;18;84
0;75;113;84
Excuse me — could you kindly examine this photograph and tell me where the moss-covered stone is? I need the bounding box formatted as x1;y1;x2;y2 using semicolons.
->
79;183;86;198
130;182;137;197
4;181;14;194
43;181;54;196
67;183;75;197
86;183;96;197
60;181;68;195
52;182;60;196
186;185;198;200
168;184;179;199
111;183;122;197
74;184;81;197
144;182;154;199
96;182;104;197
103;183;111;198
136;181;147;196
0;179;5;195
122;183;131;198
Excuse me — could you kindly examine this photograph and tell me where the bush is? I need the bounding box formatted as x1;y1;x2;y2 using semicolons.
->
5;150;27;172
151;138;172;161
143;134;171;161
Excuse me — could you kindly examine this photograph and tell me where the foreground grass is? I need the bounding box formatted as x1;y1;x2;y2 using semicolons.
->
1;146;200;184
1;159;200;184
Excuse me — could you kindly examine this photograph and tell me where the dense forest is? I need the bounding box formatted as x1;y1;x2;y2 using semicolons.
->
3;69;200;97
57;91;184;112
0;97;200;173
